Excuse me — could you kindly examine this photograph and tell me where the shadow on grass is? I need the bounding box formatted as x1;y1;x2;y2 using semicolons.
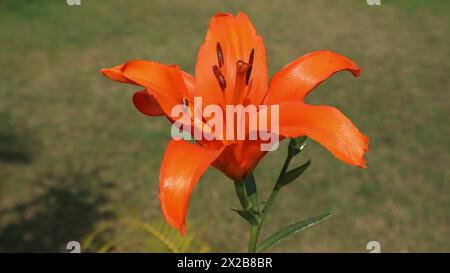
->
0;164;114;252
0;112;38;164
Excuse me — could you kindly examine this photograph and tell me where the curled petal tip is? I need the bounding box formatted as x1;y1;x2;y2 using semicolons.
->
100;67;113;77
353;67;362;77
358;158;368;169
101;64;133;84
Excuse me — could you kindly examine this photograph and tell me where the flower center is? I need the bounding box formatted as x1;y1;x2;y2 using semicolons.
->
212;42;255;104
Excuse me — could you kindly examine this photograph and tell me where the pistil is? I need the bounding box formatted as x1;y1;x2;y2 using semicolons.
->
233;60;250;104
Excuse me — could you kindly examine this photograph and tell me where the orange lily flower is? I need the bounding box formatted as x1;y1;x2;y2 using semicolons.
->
101;12;368;235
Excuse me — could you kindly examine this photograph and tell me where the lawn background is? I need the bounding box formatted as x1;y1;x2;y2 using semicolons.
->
0;0;449;252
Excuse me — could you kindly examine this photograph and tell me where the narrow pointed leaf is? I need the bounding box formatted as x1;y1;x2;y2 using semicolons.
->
277;160;311;188
231;208;259;226
234;181;250;210
257;213;331;252
244;174;259;212
288;136;309;156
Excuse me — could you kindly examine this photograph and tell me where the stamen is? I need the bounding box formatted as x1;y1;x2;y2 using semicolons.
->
248;48;255;66
212;65;227;90
216;42;224;68
182;97;190;106
245;49;254;85
181;96;214;136
182;96;194;119
245;66;253;85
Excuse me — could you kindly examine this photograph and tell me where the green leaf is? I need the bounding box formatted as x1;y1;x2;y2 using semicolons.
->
288;136;309;157
244;174;259;213
234;181;250;210
256;213;331;252
231;208;259;226
277;160;311;188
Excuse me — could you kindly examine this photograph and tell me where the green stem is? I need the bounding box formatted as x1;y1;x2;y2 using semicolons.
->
235;146;296;252
248;225;259;253
260;153;294;223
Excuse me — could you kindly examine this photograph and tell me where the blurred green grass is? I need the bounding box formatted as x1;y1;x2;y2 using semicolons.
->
0;0;449;252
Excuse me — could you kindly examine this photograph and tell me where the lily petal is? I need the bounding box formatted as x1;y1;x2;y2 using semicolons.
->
101;64;134;84
101;61;195;119
265;51;361;104
259;102;368;167
181;71;196;95
121;60;191;118
195;12;268;106
132;90;164;116
159;139;224;235
213;141;267;180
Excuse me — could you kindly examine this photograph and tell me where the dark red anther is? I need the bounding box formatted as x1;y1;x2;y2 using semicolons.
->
248;48;254;66
245;49;254;85
212;65;226;90
216;42;224;68
182;97;190;106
